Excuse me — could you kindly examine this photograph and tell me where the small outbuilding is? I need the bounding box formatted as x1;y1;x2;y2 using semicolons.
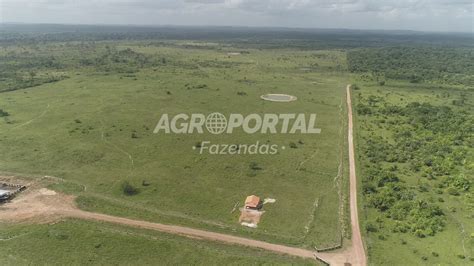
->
244;195;261;210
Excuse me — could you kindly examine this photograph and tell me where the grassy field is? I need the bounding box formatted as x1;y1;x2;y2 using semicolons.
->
352;80;473;265
0;42;349;249
0;219;318;265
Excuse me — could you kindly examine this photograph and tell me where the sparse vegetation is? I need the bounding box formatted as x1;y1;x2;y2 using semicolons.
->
355;82;473;264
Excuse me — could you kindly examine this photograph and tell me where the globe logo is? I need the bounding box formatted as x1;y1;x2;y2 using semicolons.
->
205;112;227;134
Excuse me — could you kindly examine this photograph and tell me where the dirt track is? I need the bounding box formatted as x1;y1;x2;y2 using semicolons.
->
0;85;366;265
345;84;367;266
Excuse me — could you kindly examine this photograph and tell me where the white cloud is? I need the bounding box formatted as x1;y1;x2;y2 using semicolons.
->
1;0;472;32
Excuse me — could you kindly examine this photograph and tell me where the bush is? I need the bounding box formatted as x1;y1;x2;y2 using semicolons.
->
365;222;378;232
121;181;139;196
446;187;460;196
0;109;10;117
415;229;425;238
447;174;471;191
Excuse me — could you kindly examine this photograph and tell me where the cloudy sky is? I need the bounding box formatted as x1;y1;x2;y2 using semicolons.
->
1;0;472;32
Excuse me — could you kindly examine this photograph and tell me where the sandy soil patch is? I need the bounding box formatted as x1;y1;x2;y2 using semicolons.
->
239;208;264;228
0;186;74;224
260;94;297;102
39;188;57;196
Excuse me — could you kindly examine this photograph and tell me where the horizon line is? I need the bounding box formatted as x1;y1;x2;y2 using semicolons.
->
1;21;473;35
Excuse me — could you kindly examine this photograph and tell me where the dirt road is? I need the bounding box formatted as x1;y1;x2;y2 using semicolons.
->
345;84;367;266
1;187;316;259
0;85;366;265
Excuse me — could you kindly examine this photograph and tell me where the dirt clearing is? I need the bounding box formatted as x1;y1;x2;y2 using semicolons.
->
239;208;264;228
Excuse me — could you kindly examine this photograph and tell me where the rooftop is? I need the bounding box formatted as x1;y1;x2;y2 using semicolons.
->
245;195;260;208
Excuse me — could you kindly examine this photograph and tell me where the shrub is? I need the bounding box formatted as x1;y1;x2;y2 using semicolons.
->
121;181;139;196
0;109;9;117
446;187;460;196
365;222;378;232
448;174;471;191
249;162;262;170
415;229;425;238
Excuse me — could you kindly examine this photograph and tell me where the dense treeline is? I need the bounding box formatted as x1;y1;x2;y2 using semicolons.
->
357;94;472;238
1;24;473;49
79;46;160;73
348;47;474;85
0;51;67;92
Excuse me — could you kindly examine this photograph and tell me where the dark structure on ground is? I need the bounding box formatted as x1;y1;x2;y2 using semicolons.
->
0;183;26;203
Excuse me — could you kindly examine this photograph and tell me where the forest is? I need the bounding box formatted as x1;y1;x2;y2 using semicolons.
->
348;47;474;85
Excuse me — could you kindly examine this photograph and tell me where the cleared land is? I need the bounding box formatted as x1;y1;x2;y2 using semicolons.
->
0;42;349;250
0;84;366;266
